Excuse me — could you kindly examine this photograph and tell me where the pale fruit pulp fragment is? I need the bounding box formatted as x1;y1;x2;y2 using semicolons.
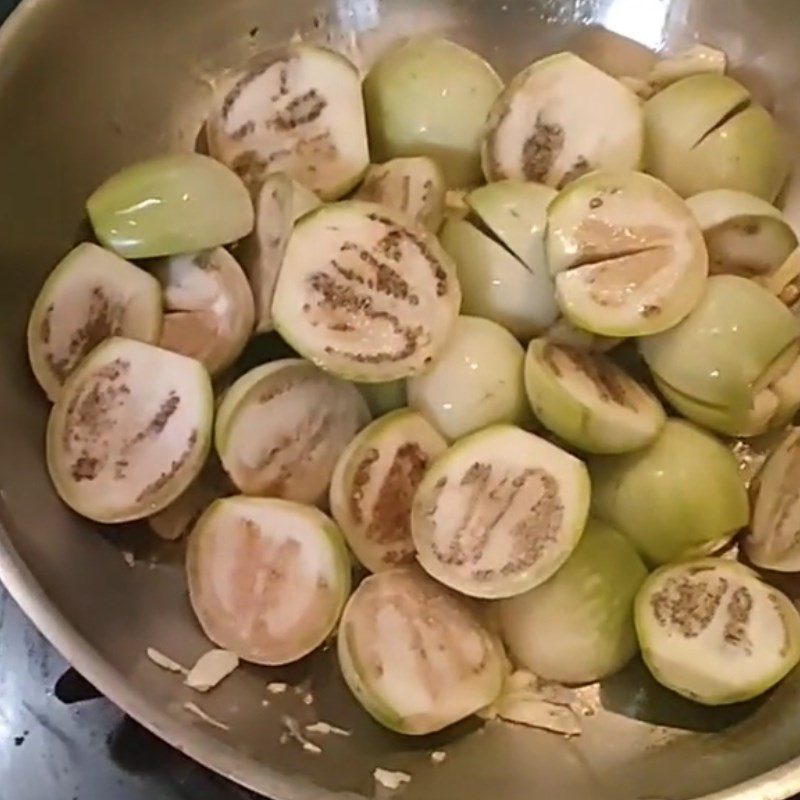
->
635;558;800;705
329;409;447;572
524;338;665;454
363;38;503;188
482;53;643;189
547;170;708;336
411;424;590;599
154;248;255;376
337;566;505;734
187;496;351;665
215;359;370;506
87;154;254;258
272;201;461;382
27;243;162;401
355;157;446;231
207;45;369;200
46;338;213;523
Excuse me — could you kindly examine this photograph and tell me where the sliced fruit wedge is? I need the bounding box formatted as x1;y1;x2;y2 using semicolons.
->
337;565;505;734
635;558;800;705
27;243;162;401
499;518;648;684
187;496;351;666
46;338;213;523
153;248;255;376
411;424;590;599
482;53;643;188
236;172;322;334
329;409;447;573
547;170;708;336
215;359;370;505
87;154;254;259
363;38;503;188
686;189;797;277
644;73;788;201
355;157;446;232
746;427;800;571
272;201;461;381
524;338;666;454
206;45;369;200
407;316;529;441
589;420;749;565
439;217;558;340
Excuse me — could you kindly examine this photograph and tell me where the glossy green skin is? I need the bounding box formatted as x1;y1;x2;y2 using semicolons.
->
363;38;503;188
589;419;749;565
87;153;254;258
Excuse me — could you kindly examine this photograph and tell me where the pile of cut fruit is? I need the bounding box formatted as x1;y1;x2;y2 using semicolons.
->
26;35;800;735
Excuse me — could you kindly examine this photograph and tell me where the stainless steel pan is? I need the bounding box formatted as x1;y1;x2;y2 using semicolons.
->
2;1;800;798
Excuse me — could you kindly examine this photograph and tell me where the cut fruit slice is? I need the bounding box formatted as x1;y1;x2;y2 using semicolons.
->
439;217;558;340
46;338;213;523
465;180;556;272
747;428;800;571
644;73;788;201
272;201;461;382
640;275;800;412
407;316;529;441
87;154;254;259
355;157;446;232
206;45;369;200
236;173;322;334
547;170;708;336
499;518;648;684
589;420;749;565
363;38;503;188
187;496;351;666
686;189;797;277
329;410;447;573
215;359;370;505
482;53;643;188
153;248;255;376
411;424;591;599
524;338;665;454
27;243;162;401
337;565;505;734
635;558;800;705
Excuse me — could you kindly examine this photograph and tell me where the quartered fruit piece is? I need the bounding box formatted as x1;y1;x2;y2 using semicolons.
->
355;157;446;231
46;338;213;523
589;420;749;565
686;189;797;277
272;201;461;382
640;275;800;436
547;170;708;337
236;173;322;334
363;38;503;188
337;566;505;734
644;73;788;201
499;518;648;684
407;316;529;441
207;45;368;200
215;359;370;505
439;217;558;340
153;248;255;376
411;424;591;599
635;558;800;705
187;496;351;666
524;338;665;454
87;154;254;259
482;53;644;189
329;410;447;573
746;427;800;571
27;243;162;401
